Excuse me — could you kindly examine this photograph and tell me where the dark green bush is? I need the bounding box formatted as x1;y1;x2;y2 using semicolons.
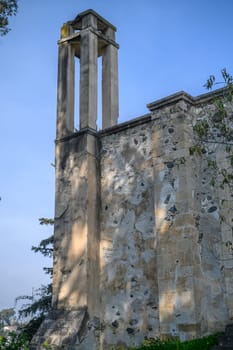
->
130;334;219;350
0;332;29;350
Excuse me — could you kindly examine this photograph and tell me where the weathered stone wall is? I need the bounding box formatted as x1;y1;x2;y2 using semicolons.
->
31;89;233;350
148;93;232;341
191;98;233;332
52;132;100;314
151;98;200;341
96;90;233;347
100;121;158;348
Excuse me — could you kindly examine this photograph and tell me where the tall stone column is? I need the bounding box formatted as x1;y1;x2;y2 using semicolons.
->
102;28;119;129
53;131;100;316
79;15;98;130
56;41;75;138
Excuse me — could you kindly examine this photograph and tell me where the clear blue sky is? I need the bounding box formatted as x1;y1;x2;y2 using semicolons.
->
1;0;233;310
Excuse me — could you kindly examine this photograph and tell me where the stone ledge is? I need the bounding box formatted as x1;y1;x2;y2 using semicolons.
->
72;9;117;32
55;87;231;143
99;113;152;136
147;86;230;111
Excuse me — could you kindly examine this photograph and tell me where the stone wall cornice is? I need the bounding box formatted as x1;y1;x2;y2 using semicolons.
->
55;127;97;144
147;86;230;111
55;87;231;143
194;86;230;106
98;113;152;136
58;28;119;49
72;9;117;32
147;91;194;111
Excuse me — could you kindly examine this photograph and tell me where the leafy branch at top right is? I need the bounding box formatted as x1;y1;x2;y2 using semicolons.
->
190;68;233;191
189;69;233;256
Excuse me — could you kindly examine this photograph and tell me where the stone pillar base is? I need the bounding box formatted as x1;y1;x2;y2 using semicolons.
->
30;307;101;350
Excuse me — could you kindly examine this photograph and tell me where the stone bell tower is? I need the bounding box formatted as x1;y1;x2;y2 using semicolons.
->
54;4;119;331
31;10;119;350
56;8;119;137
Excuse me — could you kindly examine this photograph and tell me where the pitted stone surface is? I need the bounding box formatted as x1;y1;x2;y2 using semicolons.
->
100;124;158;348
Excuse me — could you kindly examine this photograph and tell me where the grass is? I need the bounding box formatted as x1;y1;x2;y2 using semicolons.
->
128;334;219;350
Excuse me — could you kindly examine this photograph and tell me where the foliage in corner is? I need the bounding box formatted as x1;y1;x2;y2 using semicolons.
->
0;0;18;36
190;68;233;256
190;69;233;191
16;218;54;340
0;332;29;350
193;69;233;150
